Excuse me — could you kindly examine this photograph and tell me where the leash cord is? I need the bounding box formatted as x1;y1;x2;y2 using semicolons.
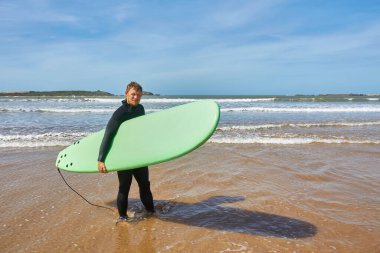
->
57;168;114;212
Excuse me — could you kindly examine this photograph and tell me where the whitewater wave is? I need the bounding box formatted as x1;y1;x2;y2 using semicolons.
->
0;108;159;113
2;130;379;148
218;121;380;131
0;108;114;113
221;106;380;113
0;132;91;148
86;98;197;103
0;98;100;103
83;98;122;103
3;105;379;114
1;97;278;104
211;98;275;103
142;98;276;103
209;136;380;145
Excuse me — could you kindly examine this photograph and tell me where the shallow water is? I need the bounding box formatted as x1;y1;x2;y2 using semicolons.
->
1;95;380;147
1;143;379;252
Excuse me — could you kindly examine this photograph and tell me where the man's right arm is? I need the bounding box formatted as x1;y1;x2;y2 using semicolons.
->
98;108;123;164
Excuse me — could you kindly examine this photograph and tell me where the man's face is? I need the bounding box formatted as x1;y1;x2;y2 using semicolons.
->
126;88;142;106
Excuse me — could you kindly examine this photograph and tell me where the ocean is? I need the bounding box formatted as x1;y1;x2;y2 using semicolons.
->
1;95;380;148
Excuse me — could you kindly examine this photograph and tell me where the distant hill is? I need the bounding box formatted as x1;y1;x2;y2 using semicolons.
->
0;90;155;96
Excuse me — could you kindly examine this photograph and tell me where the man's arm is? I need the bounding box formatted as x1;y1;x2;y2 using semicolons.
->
98;108;124;172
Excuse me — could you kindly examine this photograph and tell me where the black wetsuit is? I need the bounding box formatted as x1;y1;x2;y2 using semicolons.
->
98;100;154;216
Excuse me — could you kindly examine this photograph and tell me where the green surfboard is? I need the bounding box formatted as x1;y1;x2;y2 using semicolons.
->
56;100;220;173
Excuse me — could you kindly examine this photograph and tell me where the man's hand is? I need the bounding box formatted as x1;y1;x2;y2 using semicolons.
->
98;161;108;173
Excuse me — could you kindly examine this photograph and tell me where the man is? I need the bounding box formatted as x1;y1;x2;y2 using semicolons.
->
98;81;155;223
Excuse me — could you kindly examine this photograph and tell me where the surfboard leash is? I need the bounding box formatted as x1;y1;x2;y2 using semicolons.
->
57;168;114;212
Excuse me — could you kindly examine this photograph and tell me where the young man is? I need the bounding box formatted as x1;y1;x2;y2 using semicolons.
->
98;82;155;222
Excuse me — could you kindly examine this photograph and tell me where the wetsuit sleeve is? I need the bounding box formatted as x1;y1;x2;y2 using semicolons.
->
98;108;124;162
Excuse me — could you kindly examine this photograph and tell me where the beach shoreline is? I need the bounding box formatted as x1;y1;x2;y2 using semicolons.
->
1;143;379;252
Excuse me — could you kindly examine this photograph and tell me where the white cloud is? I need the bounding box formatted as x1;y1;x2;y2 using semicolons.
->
109;3;137;23
0;0;78;24
208;0;285;29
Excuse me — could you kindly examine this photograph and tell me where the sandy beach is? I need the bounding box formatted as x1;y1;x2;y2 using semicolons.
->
1;143;379;252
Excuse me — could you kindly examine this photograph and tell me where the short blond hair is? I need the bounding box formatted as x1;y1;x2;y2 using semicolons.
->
125;81;143;94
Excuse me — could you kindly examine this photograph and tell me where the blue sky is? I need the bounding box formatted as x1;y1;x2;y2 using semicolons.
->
0;0;379;95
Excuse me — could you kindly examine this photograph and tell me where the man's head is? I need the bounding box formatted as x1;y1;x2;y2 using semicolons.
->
125;81;143;106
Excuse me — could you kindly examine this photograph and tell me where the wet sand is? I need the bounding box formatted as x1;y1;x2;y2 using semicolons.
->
1;144;380;252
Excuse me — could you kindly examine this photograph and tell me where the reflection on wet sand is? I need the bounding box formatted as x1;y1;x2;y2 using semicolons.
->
110;196;317;239
115;220;156;253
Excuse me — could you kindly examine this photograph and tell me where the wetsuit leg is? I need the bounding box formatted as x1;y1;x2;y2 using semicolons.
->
117;170;133;216
133;167;155;212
